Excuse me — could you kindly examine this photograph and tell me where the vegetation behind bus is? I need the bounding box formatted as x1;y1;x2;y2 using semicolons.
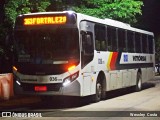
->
71;0;143;24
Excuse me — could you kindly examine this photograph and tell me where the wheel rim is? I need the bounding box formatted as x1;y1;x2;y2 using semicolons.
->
97;83;102;99
138;77;142;90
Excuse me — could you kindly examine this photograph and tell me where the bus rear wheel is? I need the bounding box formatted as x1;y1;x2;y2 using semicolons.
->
135;72;142;92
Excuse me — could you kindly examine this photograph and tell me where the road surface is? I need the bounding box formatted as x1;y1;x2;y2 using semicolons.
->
1;76;160;120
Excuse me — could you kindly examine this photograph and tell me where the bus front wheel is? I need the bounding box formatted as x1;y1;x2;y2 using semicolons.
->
92;80;104;102
92;73;106;102
95;81;102;102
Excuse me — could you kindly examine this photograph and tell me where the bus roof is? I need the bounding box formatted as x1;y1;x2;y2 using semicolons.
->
18;11;76;16
18;11;154;36
76;13;154;36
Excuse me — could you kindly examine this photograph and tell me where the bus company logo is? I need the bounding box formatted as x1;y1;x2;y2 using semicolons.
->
123;54;128;62
133;56;146;61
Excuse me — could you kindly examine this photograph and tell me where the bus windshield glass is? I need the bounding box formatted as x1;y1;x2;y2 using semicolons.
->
14;28;79;64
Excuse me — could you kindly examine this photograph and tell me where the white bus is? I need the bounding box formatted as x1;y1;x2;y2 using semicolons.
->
13;11;155;102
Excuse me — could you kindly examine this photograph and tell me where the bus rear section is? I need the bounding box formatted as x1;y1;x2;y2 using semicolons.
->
13;12;82;96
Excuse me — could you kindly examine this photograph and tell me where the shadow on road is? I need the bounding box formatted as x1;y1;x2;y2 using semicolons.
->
105;82;155;100
142;82;156;90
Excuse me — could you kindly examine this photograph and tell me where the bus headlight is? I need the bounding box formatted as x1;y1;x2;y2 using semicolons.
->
14;75;21;86
63;71;79;87
16;80;21;86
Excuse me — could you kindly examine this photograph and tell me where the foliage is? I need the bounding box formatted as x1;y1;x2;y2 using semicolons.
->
5;0;50;26
70;0;143;24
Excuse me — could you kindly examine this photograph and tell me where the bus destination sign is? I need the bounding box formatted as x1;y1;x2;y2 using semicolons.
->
24;16;67;25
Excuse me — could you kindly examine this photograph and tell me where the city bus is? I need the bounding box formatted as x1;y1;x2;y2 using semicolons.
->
13;11;155;102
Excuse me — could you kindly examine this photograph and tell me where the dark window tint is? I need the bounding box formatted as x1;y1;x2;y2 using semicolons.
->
135;33;142;53
127;31;135;52
95;24;106;51
142;34;148;53
82;32;94;54
107;27;118;51
118;29;126;52
148;35;154;54
14;28;79;61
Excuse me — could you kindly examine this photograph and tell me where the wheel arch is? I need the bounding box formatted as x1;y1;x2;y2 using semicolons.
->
137;68;142;74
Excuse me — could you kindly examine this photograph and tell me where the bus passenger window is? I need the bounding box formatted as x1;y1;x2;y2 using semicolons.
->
107;27;118;51
127;31;135;52
148;35;154;54
118;29;126;52
135;33;142;53
142;34;148;53
95;24;106;51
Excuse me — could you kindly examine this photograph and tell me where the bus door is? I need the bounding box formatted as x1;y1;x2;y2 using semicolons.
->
80;20;94;96
81;31;94;96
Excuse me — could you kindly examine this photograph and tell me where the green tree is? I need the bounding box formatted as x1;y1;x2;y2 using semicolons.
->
5;0;50;26
62;0;143;24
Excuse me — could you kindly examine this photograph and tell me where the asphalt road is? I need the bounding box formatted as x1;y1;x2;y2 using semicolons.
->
1;76;160;120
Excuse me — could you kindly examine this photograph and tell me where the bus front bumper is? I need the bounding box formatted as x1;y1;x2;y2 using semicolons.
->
14;80;81;96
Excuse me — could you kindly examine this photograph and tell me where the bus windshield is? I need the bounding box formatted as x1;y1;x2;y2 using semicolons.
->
14;28;80;64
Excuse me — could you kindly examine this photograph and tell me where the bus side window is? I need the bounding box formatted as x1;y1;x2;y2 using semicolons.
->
148;35;154;54
142;34;148;53
82;32;94;55
95;24;106;51
118;28;126;52
127;31;135;52
107;27;112;51
107;27;118;51
135;33;142;53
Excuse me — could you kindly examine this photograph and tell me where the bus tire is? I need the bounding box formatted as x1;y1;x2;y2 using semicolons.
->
92;74;106;102
93;80;102;102
135;72;142;92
